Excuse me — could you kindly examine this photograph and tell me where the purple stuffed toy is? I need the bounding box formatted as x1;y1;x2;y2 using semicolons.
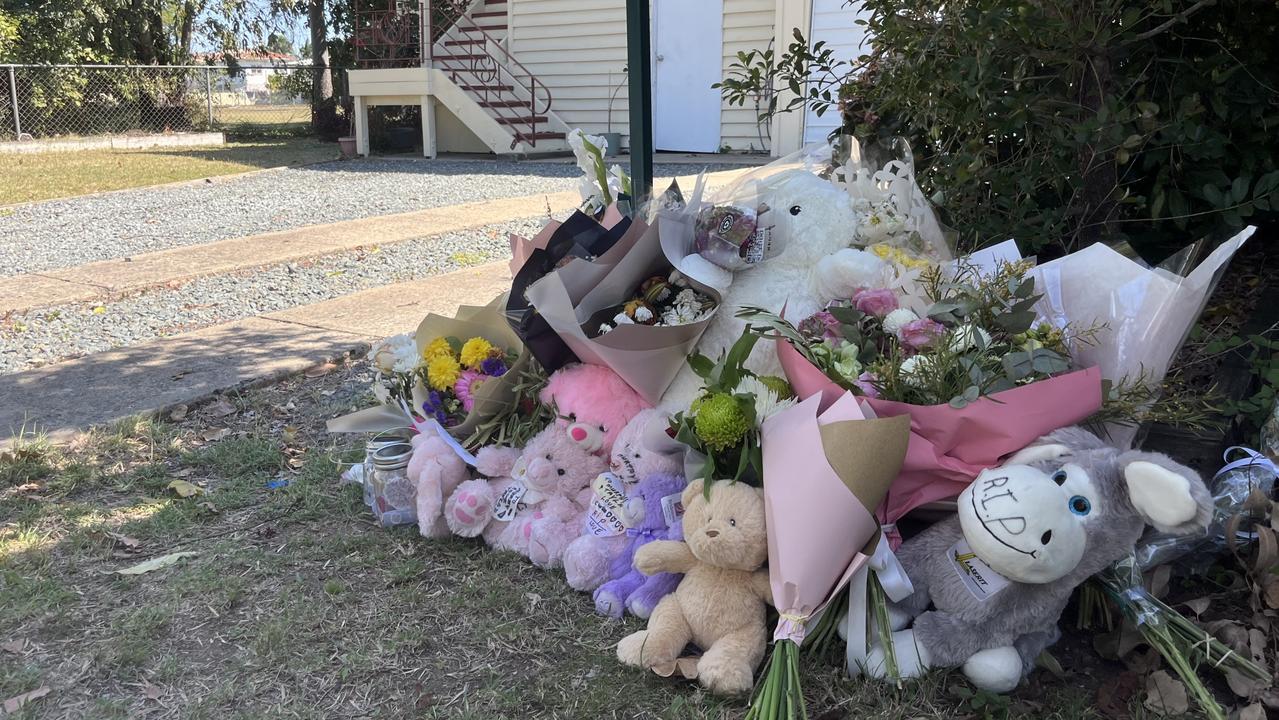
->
593;471;688;619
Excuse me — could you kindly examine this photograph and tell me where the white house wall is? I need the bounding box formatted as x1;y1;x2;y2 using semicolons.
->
803;0;871;144
720;0;774;153
507;0;775;153
509;0;632;142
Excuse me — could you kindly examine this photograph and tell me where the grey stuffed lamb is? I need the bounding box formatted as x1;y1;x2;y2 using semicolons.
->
863;426;1212;692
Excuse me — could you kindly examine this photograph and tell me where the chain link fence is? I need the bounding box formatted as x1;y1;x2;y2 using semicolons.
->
0;64;350;143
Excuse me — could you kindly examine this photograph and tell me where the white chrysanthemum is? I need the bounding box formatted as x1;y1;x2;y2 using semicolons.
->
898;355;931;387
813;248;891;302
598;323;614;335
735;376;797;426
856;208;908;245
633;306;654;323
948;325;992;353
882;308;920;336
612;312;634;325
369;333;418;374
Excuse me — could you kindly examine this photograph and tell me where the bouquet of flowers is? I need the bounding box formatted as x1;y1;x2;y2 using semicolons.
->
328;295;533;450
568;128;631;217
590;270;716;337
668;329;796;486
524;218;722;404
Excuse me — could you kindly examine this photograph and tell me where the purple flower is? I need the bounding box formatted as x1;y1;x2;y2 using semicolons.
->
798;311;842;342
480;357;508;377
421;391;448;424
898;318;946;351
853;371;880;399
852;288;898;318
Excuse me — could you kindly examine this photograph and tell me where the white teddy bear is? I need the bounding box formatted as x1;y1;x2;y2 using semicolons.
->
660;169;885;409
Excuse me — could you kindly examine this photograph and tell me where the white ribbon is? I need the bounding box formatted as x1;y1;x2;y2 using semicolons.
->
1214;446;1278;481
846;529;915;677
397;398;480;467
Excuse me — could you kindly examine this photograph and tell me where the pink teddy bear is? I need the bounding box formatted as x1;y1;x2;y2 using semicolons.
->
444;425;606;557
407;427;470;539
539;363;650;457
560;408;684;590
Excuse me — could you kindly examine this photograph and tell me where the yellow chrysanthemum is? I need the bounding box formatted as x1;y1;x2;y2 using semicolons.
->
422;337;453;362
870;243;931;271
459;337;495;369
426;355;462;391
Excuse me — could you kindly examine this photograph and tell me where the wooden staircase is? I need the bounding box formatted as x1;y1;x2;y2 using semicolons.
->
428;0;569;151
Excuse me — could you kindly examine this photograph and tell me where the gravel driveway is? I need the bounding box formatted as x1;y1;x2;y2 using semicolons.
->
0;215;550;374
0;159;731;274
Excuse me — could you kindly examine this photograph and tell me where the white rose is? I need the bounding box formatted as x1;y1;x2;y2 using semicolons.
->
899;355;931;387
948;325;992;353
370;333;418;374
813;248;890;302
882;308;920;336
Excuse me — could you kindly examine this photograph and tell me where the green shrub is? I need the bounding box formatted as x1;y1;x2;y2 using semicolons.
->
722;0;1279;257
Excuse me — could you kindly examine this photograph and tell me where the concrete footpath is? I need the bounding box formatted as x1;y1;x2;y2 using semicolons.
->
0;262;512;444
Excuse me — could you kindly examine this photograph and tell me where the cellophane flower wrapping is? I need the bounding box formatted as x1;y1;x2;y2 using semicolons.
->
747;392;910;720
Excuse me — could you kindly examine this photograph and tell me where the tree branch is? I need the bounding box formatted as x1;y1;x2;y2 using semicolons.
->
1123;0;1216;45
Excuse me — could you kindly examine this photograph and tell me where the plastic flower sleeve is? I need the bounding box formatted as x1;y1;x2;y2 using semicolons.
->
327;294;528;452
1135;446;1278;570
1030;227;1254;448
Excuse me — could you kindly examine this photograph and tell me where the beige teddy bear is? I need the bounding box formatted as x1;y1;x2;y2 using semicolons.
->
616;478;771;695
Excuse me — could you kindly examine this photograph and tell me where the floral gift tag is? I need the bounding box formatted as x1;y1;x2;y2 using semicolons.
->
660;492;685;528
947;538;1011;602
585;472;627;537
492;483;529;522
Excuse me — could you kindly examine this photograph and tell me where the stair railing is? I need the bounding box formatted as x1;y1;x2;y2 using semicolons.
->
426;0;554;148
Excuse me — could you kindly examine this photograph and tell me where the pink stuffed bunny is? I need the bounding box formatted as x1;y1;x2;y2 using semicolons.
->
560;408;684;590
540;363;650;457
408;428;470;539
444;426;606;557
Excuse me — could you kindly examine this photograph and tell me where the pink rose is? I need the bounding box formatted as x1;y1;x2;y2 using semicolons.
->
898;318;946;350
852;288;899;318
853;371;880;399
798;310;842;341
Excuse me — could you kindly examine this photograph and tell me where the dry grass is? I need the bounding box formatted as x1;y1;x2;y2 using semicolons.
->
0;362;1114;719
0;139;338;205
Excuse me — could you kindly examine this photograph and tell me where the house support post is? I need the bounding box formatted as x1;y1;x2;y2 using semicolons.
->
625;0;653;199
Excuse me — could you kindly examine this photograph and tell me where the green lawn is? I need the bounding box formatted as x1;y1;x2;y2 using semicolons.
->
0;364;1120;719
0;139;339;206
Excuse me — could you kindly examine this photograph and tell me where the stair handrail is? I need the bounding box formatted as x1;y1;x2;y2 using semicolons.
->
426;1;554;129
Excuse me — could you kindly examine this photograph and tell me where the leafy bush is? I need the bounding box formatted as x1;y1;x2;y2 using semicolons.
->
725;1;1279;257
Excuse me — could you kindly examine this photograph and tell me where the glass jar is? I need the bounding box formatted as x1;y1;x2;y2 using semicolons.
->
362;430;411;508
370;442;416;527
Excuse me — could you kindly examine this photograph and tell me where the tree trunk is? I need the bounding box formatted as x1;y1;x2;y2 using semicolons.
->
310;0;334;102
179;1;197;60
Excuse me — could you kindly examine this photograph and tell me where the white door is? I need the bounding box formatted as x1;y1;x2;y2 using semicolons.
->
652;0;723;152
804;0;872;144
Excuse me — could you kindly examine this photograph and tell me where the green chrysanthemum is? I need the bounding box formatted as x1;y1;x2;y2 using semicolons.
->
757;375;794;400
693;392;751;452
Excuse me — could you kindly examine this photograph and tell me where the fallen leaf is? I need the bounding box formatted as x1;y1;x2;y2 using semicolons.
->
116;552;198;575
204;397;237;418
304;363;336;378
0;638;28;654
168;404;189;421
1239;702;1266;720
1183;597;1210;616
1226;667;1268;698
170;370;191;381
15;483;42;494
285;457;304;470
1144;670;1189;715
105;532;143;550
172;468;194;478
1264;575;1279;610
167;480;203;498
1255;527;1277;574
200;428;231;442
141;682;163;701
1035;650;1067;679
2;685;51;714
281;425;300;444
197;501;219;514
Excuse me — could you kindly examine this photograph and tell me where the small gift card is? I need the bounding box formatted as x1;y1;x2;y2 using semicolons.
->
585;472;627;537
947;538;1011;602
660;492;685;528
492;483;529;522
